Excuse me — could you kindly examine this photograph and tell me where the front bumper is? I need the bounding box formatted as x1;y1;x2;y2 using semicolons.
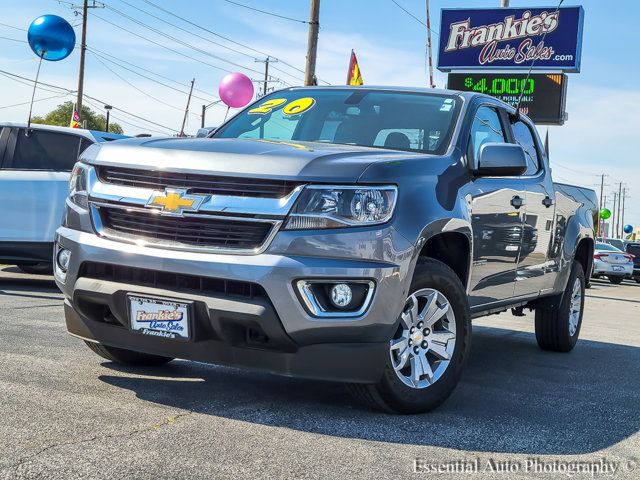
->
55;225;413;382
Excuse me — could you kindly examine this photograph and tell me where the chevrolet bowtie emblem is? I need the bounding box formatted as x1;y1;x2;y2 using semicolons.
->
146;189;206;215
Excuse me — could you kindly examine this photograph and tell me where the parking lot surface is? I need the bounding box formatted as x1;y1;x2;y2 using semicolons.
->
1;266;638;479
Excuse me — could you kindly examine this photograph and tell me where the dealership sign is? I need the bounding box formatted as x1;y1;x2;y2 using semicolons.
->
447;73;568;125
438;7;584;72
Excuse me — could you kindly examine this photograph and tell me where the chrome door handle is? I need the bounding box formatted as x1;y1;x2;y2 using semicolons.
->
542;196;555;208
510;195;525;209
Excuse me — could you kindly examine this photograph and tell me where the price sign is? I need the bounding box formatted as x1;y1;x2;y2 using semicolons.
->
447;73;567;125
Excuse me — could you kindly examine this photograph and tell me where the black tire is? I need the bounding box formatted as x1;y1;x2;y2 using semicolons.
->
347;258;471;414
608;275;624;285
635;278;640;284
84;341;173;366
16;263;53;275
535;260;585;352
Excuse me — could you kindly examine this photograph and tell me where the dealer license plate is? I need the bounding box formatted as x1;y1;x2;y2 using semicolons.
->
129;296;190;340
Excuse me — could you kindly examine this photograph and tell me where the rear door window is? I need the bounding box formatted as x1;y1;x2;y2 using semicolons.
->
511;120;540;175
9;129;81;171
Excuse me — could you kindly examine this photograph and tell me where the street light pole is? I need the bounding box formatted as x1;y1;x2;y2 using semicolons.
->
501;0;510;6
104;104;112;132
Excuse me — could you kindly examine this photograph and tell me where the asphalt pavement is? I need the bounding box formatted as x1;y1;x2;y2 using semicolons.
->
1;266;638;479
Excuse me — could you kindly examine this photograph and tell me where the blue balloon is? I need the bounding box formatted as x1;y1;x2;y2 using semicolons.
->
623;224;634;234
27;15;76;61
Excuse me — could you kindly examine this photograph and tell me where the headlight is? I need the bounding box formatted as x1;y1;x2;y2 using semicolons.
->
284;185;397;230
69;162;89;209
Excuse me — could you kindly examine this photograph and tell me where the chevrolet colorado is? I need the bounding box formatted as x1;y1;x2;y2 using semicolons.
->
54;87;597;413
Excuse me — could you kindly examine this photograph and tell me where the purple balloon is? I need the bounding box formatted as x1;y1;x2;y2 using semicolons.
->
218;72;254;108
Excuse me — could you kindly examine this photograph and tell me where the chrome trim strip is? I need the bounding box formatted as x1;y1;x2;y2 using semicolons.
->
295;279;375;319
86;165;305;217
89;203;282;255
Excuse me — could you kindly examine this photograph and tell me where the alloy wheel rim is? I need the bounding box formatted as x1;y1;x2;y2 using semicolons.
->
568;277;582;336
389;288;456;389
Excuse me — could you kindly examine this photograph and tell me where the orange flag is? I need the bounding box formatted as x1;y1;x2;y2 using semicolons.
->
346;50;363;86
70;104;81;128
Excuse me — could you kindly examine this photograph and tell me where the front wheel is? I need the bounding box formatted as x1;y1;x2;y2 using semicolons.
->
608;275;624;285
84;341;173;366
347;258;471;414
535;260;585;352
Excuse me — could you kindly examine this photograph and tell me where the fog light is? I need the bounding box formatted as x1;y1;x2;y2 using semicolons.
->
330;283;352;308
57;248;71;272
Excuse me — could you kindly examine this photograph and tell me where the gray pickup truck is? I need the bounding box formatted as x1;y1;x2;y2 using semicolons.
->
55;87;597;413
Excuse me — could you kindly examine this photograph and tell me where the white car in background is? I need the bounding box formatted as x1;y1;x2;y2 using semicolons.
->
591;242;635;284
0;123;126;273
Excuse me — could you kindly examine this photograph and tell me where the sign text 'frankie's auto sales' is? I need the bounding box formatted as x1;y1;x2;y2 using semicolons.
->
438;7;584;72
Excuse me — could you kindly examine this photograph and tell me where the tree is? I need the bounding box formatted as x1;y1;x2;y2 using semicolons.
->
31;101;124;134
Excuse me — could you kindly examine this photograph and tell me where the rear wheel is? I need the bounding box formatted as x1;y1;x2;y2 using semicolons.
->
84;341;173;366
635;278;640;284
16;263;53;275
608;275;624;285
347;259;471;414
535;261;585;352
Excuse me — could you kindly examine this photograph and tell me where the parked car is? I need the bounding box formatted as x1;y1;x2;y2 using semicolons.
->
624;242;640;283
591;242;634;284
0;123;127;273
597;237;628;251
54;87;596;413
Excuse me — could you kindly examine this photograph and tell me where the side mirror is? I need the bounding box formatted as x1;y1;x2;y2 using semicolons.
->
196;127;217;138
475;143;527;177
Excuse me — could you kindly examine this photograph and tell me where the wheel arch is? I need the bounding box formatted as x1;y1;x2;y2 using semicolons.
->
415;222;472;290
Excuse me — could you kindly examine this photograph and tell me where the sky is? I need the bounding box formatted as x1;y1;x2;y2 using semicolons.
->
0;0;638;228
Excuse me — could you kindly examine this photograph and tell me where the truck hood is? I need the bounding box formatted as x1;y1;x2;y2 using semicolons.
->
83;137;421;183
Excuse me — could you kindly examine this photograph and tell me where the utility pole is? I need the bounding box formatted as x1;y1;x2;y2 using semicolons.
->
501;0;510;6
616;182;623;238
425;0;435;88
304;0;320;86
611;192;618;239
180;78;195;137
201;104;206;128
75;0;104;119
597;174;608;236
255;57;278;97
621;188;628;235
76;0;88;116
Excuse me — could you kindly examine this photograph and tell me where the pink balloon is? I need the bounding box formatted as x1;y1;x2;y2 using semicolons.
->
218;72;254;108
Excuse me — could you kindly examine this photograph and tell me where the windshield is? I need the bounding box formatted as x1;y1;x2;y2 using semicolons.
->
596;242;623;252
214;89;461;155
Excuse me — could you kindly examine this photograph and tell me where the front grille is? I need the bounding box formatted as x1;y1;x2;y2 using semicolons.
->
79;262;266;299
96;165;299;198
97;206;274;251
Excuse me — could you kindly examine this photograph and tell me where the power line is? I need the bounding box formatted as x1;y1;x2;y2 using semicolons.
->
0;22;26;31
114;0;305;85
112;0;297;86
102;4;283;81
87;47;217;102
91;11;275;86
0;67;177;133
139;0;326;84
89;50;200;117
0;93;70;110
222;0;308;24
82;96;168;134
0;35;27;44
389;0;439;37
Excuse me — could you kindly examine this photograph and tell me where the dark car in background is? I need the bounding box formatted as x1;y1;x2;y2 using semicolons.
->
625;243;640;283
